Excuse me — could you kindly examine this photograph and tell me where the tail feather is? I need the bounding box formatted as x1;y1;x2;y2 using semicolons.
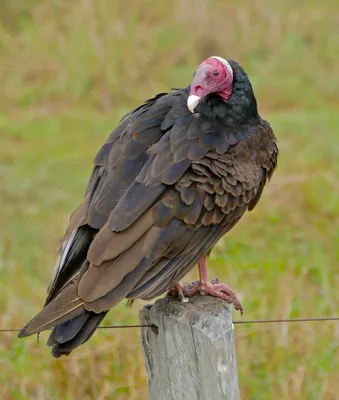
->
47;313;90;345
49;311;107;358
18;280;84;338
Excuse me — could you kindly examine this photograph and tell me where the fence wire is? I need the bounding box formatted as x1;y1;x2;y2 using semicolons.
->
1;317;339;333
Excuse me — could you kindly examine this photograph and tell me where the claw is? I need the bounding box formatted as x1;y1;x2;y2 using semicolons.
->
168;257;243;313
168;282;189;303
183;278;243;314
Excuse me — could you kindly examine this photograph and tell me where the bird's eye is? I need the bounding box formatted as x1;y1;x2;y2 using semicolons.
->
213;70;219;76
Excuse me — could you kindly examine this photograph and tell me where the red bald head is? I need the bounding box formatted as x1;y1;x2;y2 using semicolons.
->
187;57;234;113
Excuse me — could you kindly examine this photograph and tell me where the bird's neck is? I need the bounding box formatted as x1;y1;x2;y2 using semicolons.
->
196;93;259;126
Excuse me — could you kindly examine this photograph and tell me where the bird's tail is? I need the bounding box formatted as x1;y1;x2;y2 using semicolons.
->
47;310;107;358
18;279;107;357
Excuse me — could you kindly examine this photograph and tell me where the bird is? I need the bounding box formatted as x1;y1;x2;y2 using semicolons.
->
18;56;278;357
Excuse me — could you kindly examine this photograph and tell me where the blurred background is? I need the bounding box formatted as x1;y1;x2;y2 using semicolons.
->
0;0;338;399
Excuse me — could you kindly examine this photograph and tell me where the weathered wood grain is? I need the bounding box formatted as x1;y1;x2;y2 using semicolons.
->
139;295;240;400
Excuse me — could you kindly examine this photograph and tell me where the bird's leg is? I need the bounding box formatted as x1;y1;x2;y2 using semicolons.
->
168;282;189;302
184;257;243;314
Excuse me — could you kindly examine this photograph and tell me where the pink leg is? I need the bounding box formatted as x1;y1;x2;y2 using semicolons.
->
184;257;243;313
198;257;210;285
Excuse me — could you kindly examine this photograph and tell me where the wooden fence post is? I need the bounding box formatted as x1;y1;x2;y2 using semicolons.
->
139;294;240;400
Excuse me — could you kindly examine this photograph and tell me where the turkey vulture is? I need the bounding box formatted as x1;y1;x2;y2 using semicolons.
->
18;57;278;357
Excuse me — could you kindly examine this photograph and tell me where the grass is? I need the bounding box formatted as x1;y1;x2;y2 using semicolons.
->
0;1;338;399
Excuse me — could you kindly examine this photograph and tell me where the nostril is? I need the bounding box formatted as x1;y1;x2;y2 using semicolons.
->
194;85;203;94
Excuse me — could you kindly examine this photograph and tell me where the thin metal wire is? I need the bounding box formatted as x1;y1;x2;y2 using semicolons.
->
98;324;153;329
1;317;339;333
233;317;339;325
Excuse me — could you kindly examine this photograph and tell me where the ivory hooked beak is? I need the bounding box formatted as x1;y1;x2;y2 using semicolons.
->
187;95;201;113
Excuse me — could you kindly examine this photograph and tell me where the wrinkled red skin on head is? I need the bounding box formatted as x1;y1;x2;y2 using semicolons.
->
189;58;233;102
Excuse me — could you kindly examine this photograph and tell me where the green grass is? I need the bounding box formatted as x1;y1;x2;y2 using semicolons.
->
0;1;338;399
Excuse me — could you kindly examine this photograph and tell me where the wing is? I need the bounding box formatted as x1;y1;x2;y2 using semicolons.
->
45;89;187;304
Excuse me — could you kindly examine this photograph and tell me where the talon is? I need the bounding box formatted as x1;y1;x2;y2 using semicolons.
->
168;258;243;313
181;257;243;314
168;282;188;303
183;280;243;313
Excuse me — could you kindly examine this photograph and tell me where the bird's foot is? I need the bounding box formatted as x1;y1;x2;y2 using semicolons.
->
183;278;243;314
168;283;189;303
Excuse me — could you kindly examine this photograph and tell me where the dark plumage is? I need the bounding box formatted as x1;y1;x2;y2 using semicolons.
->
18;57;278;357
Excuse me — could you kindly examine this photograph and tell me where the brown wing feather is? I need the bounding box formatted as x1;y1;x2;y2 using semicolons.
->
43;91;180;306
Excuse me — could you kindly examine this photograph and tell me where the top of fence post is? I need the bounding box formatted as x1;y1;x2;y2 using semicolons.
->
139;294;240;400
